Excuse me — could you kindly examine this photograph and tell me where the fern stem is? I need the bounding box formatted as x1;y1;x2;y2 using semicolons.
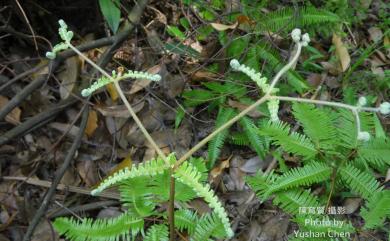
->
268;43;302;92
175;42;305;168
67;44;167;161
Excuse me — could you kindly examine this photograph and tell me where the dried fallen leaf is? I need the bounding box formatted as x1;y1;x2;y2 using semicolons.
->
332;33;351;72
77;160;99;187
228;99;264;118
210;158;230;180
106;83;119;102
0;96;21;125
368;27;383;43
210;22;238;31
85;110;98;137
95;101;144;118
58;56;80;99
107;154;132;177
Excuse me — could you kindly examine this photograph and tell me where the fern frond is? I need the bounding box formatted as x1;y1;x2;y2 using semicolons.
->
239;116;267;159
229;132;250;146
119;178;156;217
273;189;320;215
208;107;236;167
144;224;168;241
339;164;382;199
91;154;176;195
360;190;390;229
53;212;143;241
246;171;278;201
264;162;331;198
259;6;340;33
335;109;374;149
357;138;390;169
193;213;226;241
174;161;233;238
292;103;337;150
174;209;198;234
260;121;317;159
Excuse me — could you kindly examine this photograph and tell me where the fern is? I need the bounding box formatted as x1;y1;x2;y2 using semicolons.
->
144;224;169;241
248;171;322;215
193;213;226;241
239;116;267;159
335;109;374;149
229;132;250;146
292;103;337;150
260;121;317;159
53;212;143;241
263;162;331;198
91;154;176;195
273;189;320;215
360;190;390;229
174;161;233;238
357;138;390;169
258;6;340;33
339;164;382;199
174;209;198;234
208;107;236;168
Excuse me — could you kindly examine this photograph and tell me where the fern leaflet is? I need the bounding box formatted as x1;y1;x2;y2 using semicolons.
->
239;116;266;159
360;190;390;229
263;162;331;198
208;107;236;168
292;103;337;150
260;121;317;159
339;164;382;199
53;212;143;241
144;224;168;241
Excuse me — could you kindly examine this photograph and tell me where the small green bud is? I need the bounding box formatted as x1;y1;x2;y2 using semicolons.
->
358;96;367;107
357;131;370;142
379;102;390;115
46;52;56;59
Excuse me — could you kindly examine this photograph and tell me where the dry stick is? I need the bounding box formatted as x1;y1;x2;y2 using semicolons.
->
22;105;89;241
2;176;121;200
0;63;46;93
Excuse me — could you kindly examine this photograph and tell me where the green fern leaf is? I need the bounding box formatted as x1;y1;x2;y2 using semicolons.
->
119;179;156;217
273;189;320;215
239;116;267;159
144;224;168;241
208;107;236;168
53;212;143;241
292;103;337;150
193;213;226;241
335;109;374;148
360;190;390;229
246;170;278;201
264;162;331;198
259;6;340;33
91;154;176;195
357;138;390;169
260;121;317;159
229;132;250;146
174;209;198;234
339;164;382;199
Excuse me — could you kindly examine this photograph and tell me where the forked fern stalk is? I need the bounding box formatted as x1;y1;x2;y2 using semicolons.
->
47;19;390;240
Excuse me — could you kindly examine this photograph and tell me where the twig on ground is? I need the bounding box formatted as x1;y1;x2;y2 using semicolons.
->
22;105;89;241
